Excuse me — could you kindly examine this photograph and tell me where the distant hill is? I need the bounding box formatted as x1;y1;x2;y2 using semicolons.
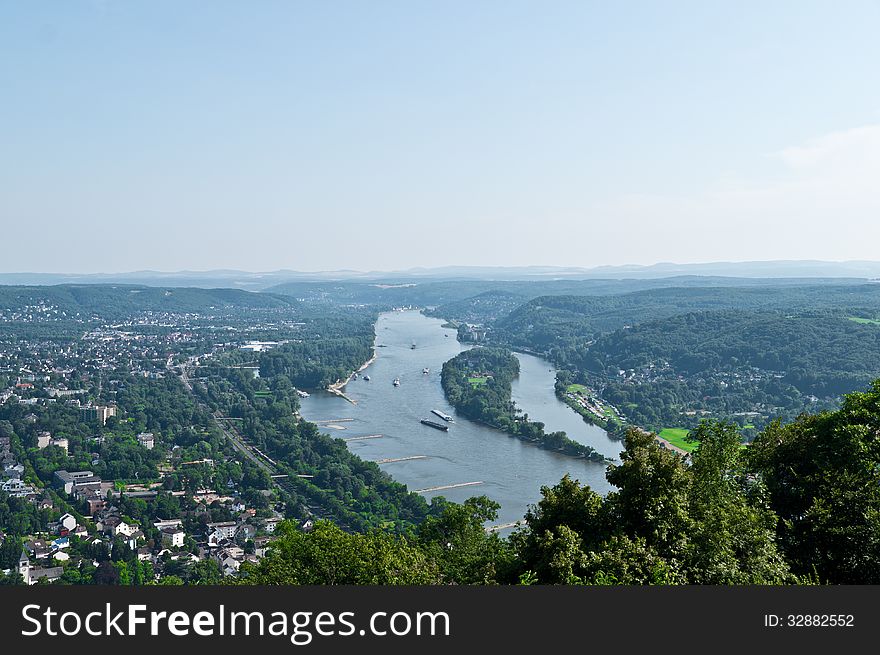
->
1;260;878;289
495;284;880;346
0;284;296;319
266;275;871;310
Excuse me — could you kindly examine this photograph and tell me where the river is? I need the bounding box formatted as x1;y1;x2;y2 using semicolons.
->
299;310;620;530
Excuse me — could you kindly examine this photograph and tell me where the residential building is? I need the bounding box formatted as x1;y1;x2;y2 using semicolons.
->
160;526;185;548
136;432;155;449
79;405;117;425
58;513;77;532
206;521;238;541
114;521;140;538
36;432;52;449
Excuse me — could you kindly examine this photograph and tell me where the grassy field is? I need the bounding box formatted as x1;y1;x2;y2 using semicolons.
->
468;376;489;388
658;427;696;452
847;316;880;325
567;383;591;394
253;391;273;398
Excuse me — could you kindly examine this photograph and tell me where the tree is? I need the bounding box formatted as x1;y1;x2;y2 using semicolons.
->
0;536;23;570
682;421;791;584
115;561;132;586
749;382;880;583
238;521;441;585
191;559;222;585
93;560;120;585
604;429;692;562
582;535;682;585
510;474;606;583
417;496;512;584
0;572;25;585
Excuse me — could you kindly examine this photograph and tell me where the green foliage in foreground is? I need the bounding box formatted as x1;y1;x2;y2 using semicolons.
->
238;521;443;585
749;380;880;584
511;423;792;584
240;381;880;585
239;497;512;585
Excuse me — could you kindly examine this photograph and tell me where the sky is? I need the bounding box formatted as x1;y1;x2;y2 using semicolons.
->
1;1;879;273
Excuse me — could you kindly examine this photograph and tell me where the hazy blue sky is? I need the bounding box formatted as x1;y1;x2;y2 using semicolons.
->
2;1;879;273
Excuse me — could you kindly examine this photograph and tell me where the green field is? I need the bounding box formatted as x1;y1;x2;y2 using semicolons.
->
658;427;696;452
566;383;590;394
253;391;273;398
847;316;880;325
468;376;489;387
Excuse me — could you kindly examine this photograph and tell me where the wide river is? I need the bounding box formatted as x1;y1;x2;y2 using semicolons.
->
299;310;622;529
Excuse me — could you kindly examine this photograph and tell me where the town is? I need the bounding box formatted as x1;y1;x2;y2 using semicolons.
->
0;295;316;585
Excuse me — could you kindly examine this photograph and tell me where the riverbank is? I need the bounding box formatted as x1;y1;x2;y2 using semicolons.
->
653;433;690;455
440;347;610;463
326;351;378;404
557;386;693;456
472;413;613;462
556;387;624;439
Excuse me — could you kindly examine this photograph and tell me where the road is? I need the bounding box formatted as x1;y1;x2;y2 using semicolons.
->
171;360;342;526
176;363;275;473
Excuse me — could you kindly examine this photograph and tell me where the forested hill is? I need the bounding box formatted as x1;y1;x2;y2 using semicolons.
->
0;284;297;318
265;276;865;309
544;310;880;433
590;310;880;391
495;284;880;347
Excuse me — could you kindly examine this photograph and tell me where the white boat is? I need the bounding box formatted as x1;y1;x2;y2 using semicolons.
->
423;367;430;375
431;409;454;422
393;377;400;387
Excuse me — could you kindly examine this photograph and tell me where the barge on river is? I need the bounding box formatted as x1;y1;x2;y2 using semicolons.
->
420;419;449;432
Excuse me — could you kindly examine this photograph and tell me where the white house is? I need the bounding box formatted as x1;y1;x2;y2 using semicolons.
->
160;526;185;548
1;479;33;497
114;521;140;537
59;513;78;532
137;432;155;450
206;521;238;540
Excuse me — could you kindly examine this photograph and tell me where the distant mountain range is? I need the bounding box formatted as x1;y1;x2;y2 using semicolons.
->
1;261;879;290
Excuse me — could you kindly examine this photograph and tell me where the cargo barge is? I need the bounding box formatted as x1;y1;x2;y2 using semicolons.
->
420;419;449;432
431;409;454;422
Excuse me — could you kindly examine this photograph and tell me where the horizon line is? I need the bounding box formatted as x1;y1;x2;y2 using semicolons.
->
3;258;880;278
